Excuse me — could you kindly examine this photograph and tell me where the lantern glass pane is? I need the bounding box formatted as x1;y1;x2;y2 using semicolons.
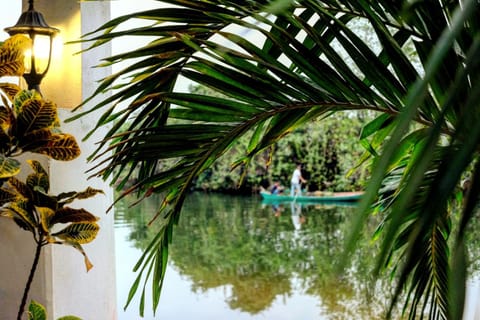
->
25;34;51;74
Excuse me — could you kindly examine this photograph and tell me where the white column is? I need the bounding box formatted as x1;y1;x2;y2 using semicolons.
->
46;1;116;319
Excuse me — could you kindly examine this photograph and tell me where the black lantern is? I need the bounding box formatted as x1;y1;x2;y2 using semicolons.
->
4;0;59;92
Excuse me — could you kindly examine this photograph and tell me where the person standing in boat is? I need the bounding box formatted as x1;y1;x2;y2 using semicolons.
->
290;163;307;196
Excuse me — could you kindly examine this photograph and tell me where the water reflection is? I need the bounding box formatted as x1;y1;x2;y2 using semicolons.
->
115;192;408;319
116;193;480;319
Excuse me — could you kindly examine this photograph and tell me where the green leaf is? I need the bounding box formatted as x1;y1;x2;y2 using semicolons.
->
263;0;295;14
359;114;392;140
28;300;46;320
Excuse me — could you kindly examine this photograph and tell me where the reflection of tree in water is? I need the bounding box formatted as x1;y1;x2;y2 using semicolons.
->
114;192;425;318
227;275;290;313
115;193;167;246
167;193;295;313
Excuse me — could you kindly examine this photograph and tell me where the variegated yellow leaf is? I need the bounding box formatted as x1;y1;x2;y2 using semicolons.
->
0;105;12;131
0;155;20;179
45;235;58;244
52;222;99;244
74;187;105;200
34;134;81;161
34;190;58;211
12;216;34;231
36;206;55;233
27;159;48;176
8;176;32;198
26;160;49;192
17;98;58;135
0;35;30;77
13;89;41;116
57;187;104;207
50;207;99;225
0;206;14;218
3;34;31;51
5;201;36;232
0;82;21;102
19;128;52;152
66;242;94;272
27;173;49;192
0;187;17;206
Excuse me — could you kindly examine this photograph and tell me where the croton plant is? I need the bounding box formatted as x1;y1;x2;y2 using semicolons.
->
0;34;103;320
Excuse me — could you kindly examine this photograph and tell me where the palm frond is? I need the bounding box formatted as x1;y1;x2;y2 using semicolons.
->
76;0;480;317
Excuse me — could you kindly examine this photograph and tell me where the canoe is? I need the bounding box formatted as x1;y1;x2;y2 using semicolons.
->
260;191;363;203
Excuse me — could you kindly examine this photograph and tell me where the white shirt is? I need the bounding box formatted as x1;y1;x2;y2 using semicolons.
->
291;168;302;184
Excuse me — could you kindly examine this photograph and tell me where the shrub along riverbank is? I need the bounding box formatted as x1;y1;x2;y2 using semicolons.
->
193;111;372;195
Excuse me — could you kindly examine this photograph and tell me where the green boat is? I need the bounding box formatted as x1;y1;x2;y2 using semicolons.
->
260;191;363;203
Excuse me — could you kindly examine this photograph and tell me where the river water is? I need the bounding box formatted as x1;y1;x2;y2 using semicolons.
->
114;192;480;319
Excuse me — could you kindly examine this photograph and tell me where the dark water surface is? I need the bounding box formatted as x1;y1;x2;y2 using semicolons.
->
114;192;480;319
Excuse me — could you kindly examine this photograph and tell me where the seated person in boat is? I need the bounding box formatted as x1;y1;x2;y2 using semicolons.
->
270;181;284;194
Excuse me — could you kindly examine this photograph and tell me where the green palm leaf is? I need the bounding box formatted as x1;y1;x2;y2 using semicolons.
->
76;0;480;318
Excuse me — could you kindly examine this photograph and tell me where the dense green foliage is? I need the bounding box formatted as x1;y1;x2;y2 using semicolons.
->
195;111;370;193
77;1;480;319
180;84;370;193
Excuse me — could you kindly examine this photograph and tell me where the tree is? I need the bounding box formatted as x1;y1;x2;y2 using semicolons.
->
71;1;480;319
